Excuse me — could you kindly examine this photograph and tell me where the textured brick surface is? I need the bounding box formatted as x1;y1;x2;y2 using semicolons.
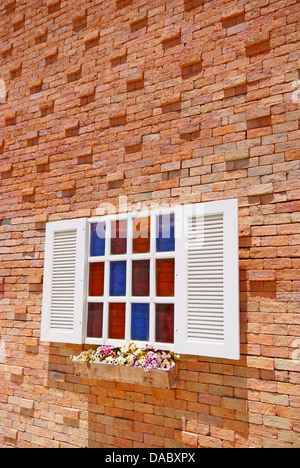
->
0;0;300;448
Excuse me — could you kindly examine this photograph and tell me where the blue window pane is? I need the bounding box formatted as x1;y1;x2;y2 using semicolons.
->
131;304;149;341
110;261;126;296
156;214;175;252
90;223;106;256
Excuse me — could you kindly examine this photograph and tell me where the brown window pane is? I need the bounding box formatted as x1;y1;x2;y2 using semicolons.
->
132;260;150;296
155;304;174;343
87;303;103;338
108;303;126;339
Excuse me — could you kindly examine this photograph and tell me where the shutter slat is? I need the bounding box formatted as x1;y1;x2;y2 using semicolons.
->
50;229;77;331
187;213;225;343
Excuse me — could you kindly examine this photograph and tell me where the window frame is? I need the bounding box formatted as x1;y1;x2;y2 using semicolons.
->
85;207;177;351
41;199;240;360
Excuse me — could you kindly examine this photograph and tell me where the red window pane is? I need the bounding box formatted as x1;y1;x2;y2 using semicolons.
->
132;260;150;296
89;263;105;297
156;259;175;297
108;303;126;339
87;303;103;338
132;217;150;254
155;304;174;343
111;220;127;255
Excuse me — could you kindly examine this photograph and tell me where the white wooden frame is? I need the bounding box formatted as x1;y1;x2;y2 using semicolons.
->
85;208;177;351
40;200;240;360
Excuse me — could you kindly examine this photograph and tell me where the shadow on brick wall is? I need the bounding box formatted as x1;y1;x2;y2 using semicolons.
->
42;343;277;448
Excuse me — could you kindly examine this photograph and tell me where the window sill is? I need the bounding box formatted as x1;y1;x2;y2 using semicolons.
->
73;361;179;389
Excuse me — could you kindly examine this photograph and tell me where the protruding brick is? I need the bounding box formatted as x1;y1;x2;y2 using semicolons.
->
4;429;18;441
107;171;124;182
221;5;245;21
248;183;274;197
247;270;276;281
246;107;271;121
126;70;144;83
0;163;12;174
224;74;247;90
245;31;270;48
180;49;202;68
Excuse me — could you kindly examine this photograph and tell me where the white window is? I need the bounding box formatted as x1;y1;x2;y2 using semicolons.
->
41;199;240;360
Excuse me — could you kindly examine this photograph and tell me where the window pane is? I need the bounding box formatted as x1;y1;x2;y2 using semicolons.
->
109;303;126;339
155;304;174;343
90;222;106;256
133;217;150;254
110;261;126;296
156;214;175;252
87;303;103;338
111;220;127;255
131;303;149;341
132;260;150;297
156;259;175;297
89;263;104;297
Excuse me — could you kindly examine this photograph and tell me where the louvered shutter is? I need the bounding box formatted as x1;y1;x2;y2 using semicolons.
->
174;199;240;360
41;218;88;344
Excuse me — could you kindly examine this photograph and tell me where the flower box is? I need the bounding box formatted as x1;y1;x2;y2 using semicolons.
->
73;361;179;389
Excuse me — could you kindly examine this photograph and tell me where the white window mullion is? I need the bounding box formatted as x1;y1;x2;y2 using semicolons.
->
149;301;155;343
149;214;157;343
150;213;156;257
125;217;133;342
102;258;110;342
131;297;151;303
105;220;111;257
102;220;110;342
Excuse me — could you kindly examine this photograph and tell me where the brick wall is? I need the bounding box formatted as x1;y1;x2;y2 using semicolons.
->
0;0;300;448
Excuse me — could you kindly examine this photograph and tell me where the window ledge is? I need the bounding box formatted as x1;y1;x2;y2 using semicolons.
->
73;362;179;389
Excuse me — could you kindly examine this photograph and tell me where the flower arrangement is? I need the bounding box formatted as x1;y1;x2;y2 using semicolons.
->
71;342;180;372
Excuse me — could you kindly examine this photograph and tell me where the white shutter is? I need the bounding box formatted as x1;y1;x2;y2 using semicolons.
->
41;218;88;344
174;199;240;360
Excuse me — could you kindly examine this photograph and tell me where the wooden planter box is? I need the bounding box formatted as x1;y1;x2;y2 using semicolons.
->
73;362;179;389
